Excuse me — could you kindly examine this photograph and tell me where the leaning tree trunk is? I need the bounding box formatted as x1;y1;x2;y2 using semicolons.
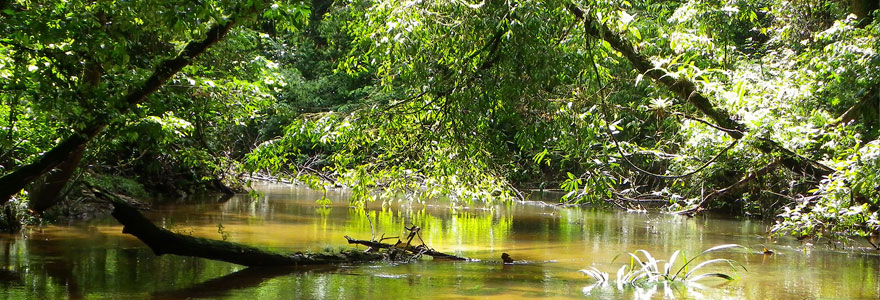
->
567;6;834;212
27;145;86;213
109;200;386;267
98;187;469;267
28;58;104;214
0;18;238;205
567;6;833;181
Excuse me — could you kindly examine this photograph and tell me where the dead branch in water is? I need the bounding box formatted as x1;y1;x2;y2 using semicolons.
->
345;225;470;261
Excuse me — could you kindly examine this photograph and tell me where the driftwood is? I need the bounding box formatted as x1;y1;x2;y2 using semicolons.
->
94;184;386;267
345;224;470;260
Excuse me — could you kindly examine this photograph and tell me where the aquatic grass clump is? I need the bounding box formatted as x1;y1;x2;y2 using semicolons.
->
580;244;747;292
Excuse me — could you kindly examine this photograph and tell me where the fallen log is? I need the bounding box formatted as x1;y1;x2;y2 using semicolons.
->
109;200;386;267
96;186;469;266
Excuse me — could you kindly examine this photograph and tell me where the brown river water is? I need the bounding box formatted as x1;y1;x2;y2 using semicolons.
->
1;183;879;299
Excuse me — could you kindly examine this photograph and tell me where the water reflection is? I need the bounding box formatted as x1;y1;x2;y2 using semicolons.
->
152;267;330;299
0;183;878;299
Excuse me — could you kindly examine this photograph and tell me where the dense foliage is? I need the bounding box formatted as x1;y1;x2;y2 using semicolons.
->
1;0;879;242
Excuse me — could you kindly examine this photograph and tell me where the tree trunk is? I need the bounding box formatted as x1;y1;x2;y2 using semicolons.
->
97;186;466;266
27;145;86;213
680;160;781;214
830;88;879;135
306;0;335;47
567;5;833;182
109;199;386;267
0;18;238;205
28;58;103;214
852;0;879;25
344;236;470;260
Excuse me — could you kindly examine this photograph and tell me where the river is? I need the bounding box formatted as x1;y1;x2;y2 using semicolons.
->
1;183;878;299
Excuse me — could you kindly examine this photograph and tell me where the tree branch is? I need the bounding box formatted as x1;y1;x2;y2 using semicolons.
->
567;4;832;181
675;160;781;214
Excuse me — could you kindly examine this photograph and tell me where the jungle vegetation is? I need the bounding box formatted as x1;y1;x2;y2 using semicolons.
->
1;0;879;244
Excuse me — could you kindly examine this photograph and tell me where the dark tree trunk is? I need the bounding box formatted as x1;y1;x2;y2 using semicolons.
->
0;18;238;205
98;186;465;266
109;200;386;267
28;58;103;214
852;0;879;25
683;160;781;214
567;5;833;183
306;0;335;47
344;236;470;260
27;145;86;213
831;88;879;137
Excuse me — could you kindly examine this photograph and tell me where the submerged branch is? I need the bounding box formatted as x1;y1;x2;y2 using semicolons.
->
93;183;386;267
344;236;470;261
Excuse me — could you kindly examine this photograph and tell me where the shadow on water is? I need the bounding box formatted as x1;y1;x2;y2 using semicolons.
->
151;266;337;300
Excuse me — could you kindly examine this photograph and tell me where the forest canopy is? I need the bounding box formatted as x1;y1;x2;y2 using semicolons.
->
1;0;879;241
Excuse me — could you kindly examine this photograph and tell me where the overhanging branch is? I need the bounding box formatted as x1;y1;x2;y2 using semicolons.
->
567;4;832;181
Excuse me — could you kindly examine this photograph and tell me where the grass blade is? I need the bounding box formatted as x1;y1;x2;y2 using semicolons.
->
616;265;628;282
673;244;744;280
684;258;732;279
579;267;608;282
629;269;648;284
688;272;735;282
698;244;746;256
627;252;645;269
635;249;658;273
664;250;680;277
